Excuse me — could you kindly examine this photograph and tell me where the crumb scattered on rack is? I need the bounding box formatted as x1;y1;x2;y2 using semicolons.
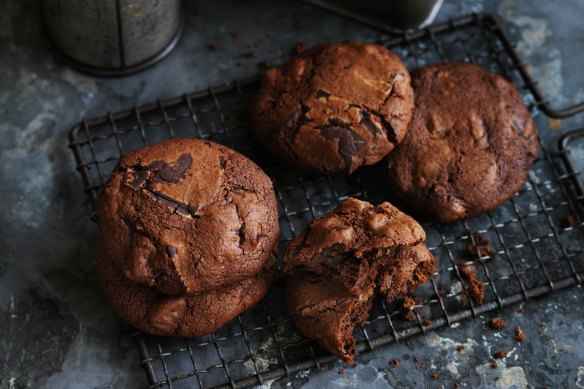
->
423;319;432;327
430;373;438;379
456;345;465;352
401;295;420;321
488;317;507;330
338;368;345;375
389;358;400;368
459;262;485;304
413;355;420;363
515;326;526;342
466;233;495;260
491;361;498;369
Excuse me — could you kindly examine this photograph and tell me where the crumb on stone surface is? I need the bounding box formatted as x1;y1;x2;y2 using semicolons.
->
456;345;465;352
491;361;498;368
488;317;507;330
430;372;438;379
493;351;508;359
515;326;527;342
413;355;420;363
389;358;400;368
454;381;461;388
338;368;345;374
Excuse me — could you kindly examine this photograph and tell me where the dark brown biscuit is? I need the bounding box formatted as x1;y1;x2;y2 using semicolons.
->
96;138;279;295
251;41;414;174
387;62;538;222
284;198;435;363
285;273;372;364
97;243;275;337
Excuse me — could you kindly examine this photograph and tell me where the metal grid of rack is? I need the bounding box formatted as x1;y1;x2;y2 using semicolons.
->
69;13;584;389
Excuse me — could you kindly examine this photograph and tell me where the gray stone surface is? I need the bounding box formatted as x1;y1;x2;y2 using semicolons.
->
1;0;583;388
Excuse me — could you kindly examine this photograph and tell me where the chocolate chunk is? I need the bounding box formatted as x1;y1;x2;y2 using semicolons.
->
157;154;192;183
320;123;365;169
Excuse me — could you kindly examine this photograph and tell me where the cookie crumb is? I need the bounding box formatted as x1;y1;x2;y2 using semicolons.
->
430;373;438;379
413;355;420;363
454;381;461;388
422;319;432;327
206;43;218;52
493;351;507;359
389;359;400;368
460;262;485;304
418;364;425;370
488;317;507;330
491;361;498;369
515;326;526;342
338;368;345;375
466;233;495;260
456;345;465;352
401;296;420;321
563;215;575;228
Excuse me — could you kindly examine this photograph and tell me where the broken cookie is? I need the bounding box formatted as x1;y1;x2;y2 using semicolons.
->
284;198;435;363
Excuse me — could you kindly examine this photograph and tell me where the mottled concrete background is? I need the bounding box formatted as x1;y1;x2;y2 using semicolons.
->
1;0;584;388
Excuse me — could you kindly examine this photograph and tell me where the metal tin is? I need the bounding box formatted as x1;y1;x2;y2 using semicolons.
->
42;0;185;76
306;0;444;32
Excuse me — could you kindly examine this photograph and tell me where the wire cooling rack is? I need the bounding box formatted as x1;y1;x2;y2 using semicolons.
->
69;13;584;389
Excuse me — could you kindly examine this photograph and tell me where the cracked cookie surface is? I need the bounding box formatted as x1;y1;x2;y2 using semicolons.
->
387;62;538;223
96;138;280;295
284;198;435;363
251;41;414;174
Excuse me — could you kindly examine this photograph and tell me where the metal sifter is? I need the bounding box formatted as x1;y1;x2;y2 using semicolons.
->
42;0;185;76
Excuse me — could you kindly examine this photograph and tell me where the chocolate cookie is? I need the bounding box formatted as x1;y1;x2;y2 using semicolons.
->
387;62;538;222
251;41;414;174
97;243;275;337
284;198;435;363
96;138;279;295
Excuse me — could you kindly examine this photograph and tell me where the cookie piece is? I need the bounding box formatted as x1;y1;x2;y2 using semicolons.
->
285;273;372;364
284;198;435;363
97;243;275;337
284;198;426;296
387;62;538;222
251;41;414;174
96;138;279;295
